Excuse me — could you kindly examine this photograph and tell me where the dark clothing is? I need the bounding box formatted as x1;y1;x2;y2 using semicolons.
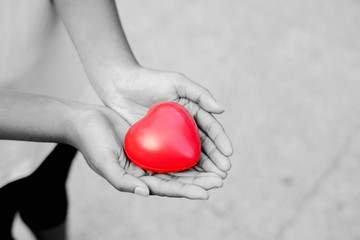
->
0;144;77;240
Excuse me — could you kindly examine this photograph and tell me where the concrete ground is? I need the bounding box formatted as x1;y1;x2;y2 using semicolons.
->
13;0;360;239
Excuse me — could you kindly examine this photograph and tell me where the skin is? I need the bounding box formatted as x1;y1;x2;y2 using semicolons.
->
53;0;233;196
0;90;223;199
0;90;223;240
2;0;233;238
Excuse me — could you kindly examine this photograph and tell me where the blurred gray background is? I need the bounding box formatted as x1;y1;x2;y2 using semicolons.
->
14;0;360;239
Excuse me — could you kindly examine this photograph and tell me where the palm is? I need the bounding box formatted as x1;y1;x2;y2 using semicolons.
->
104;68;233;179
76;107;223;199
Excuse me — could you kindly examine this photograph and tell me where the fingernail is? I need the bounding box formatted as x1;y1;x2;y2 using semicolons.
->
201;193;210;200
134;187;149;197
215;102;225;112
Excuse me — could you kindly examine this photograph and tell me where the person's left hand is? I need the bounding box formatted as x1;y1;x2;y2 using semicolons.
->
93;67;233;179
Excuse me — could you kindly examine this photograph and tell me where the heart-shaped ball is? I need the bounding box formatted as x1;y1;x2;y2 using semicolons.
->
124;101;201;173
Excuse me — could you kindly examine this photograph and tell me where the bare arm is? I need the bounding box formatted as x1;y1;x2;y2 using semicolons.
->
0;89;76;144
0;89;219;199
0;89;152;196
53;0;138;97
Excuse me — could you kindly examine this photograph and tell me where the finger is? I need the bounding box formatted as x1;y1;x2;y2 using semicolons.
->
94;153;150;197
195;109;233;156
199;129;231;171
140;176;209;200
168;170;218;178
126;161;147;178
192;165;205;172
155;173;223;190
175;76;224;113
197;153;227;179
117;153;147;178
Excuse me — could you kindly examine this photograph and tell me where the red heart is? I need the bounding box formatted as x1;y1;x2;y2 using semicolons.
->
124;101;201;173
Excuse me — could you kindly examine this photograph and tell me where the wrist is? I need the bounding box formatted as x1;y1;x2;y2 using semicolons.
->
91;65;143;106
88;60;142;94
63;102;96;150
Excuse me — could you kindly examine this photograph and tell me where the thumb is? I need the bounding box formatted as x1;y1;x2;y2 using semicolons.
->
175;75;224;113
95;156;150;197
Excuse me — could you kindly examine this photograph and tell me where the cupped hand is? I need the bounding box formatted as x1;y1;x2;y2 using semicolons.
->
99;67;233;178
71;106;223;199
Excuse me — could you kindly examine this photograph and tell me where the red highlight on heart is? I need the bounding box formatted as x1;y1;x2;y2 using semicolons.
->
124;101;201;173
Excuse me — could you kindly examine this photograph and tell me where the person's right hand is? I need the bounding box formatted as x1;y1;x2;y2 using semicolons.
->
70;105;223;199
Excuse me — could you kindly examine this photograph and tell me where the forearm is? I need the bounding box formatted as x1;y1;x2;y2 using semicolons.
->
0;89;78;144
53;0;138;96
